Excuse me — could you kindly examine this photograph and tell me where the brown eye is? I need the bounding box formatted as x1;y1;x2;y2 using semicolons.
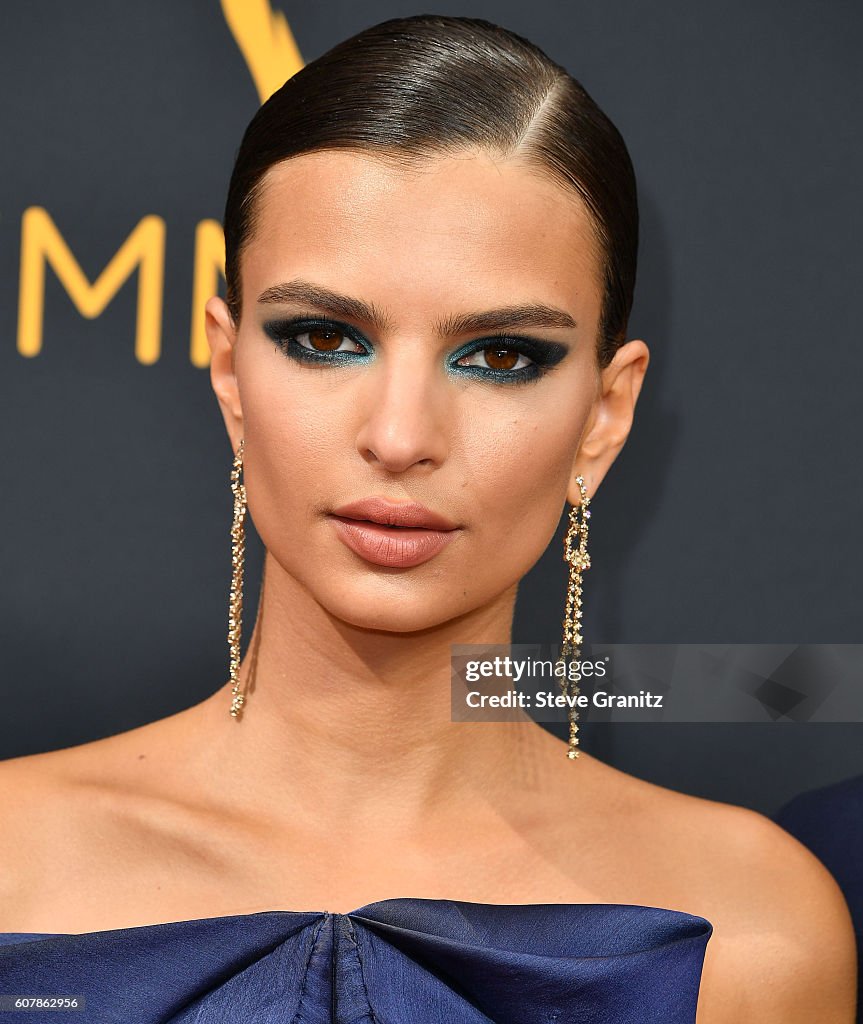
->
306;327;346;352
456;345;532;373
484;346;519;370
289;326;364;356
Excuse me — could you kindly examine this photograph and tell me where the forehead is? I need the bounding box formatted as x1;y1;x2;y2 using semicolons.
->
243;148;603;325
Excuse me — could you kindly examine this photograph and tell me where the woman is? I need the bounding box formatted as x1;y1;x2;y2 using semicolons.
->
0;14;856;1023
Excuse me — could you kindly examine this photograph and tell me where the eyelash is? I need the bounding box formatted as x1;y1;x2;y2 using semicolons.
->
262;316;567;385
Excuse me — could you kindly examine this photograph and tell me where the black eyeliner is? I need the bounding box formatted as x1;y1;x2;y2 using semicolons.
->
262;315;570;383
262;315;369;364
450;334;569;366
448;334;570;385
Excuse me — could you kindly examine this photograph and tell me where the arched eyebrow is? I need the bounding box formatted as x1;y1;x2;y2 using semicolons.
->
256;279;578;336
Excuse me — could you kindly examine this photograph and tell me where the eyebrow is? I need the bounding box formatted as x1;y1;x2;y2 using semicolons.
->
256;279;578;336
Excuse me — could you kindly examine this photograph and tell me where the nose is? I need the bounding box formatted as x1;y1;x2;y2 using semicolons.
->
354;348;450;473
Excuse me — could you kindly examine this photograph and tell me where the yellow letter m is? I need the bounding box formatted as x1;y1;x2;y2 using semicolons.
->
17;207;166;364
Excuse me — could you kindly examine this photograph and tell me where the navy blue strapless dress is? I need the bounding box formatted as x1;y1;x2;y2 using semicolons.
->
0;897;712;1023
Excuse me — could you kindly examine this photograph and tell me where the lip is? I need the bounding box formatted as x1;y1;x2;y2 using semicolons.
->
330;497;459;531
328;497;461;568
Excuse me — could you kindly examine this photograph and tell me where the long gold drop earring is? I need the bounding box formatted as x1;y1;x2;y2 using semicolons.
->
557;476;591;759
228;438;247;719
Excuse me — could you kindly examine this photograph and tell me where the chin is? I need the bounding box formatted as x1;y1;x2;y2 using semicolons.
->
314;580;471;634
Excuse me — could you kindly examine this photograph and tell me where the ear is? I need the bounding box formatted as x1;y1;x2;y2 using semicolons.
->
205;295;244;451
566;338;650;505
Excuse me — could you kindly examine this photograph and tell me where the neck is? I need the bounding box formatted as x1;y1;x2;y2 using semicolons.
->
190;549;559;835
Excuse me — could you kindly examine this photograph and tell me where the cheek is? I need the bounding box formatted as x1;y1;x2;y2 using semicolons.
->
232;346;334;530
458;404;587;577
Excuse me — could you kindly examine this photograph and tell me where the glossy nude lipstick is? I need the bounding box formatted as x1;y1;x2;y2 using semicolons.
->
328;496;461;568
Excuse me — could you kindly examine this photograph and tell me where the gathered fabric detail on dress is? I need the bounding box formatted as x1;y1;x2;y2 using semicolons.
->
0;897;713;1023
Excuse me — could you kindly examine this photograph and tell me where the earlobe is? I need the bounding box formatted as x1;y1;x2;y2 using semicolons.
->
204;296;244;441
566;472;594;507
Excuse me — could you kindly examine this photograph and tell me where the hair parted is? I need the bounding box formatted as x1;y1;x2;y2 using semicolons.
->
223;14;638;369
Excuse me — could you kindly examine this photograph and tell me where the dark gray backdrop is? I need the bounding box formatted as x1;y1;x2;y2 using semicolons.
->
2;1;861;815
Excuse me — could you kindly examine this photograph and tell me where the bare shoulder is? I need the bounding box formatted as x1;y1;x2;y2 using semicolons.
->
0;731;137;899
694;796;857;1023
582;759;858;1023
0;717;168;815
704;798;859;1024
0;742;100;924
0;738;111;841
0;710;214;930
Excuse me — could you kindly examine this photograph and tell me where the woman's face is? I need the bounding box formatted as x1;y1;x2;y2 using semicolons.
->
207;148;646;631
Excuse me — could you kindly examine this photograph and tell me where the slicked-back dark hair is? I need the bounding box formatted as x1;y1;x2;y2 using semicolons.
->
223;15;638;369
